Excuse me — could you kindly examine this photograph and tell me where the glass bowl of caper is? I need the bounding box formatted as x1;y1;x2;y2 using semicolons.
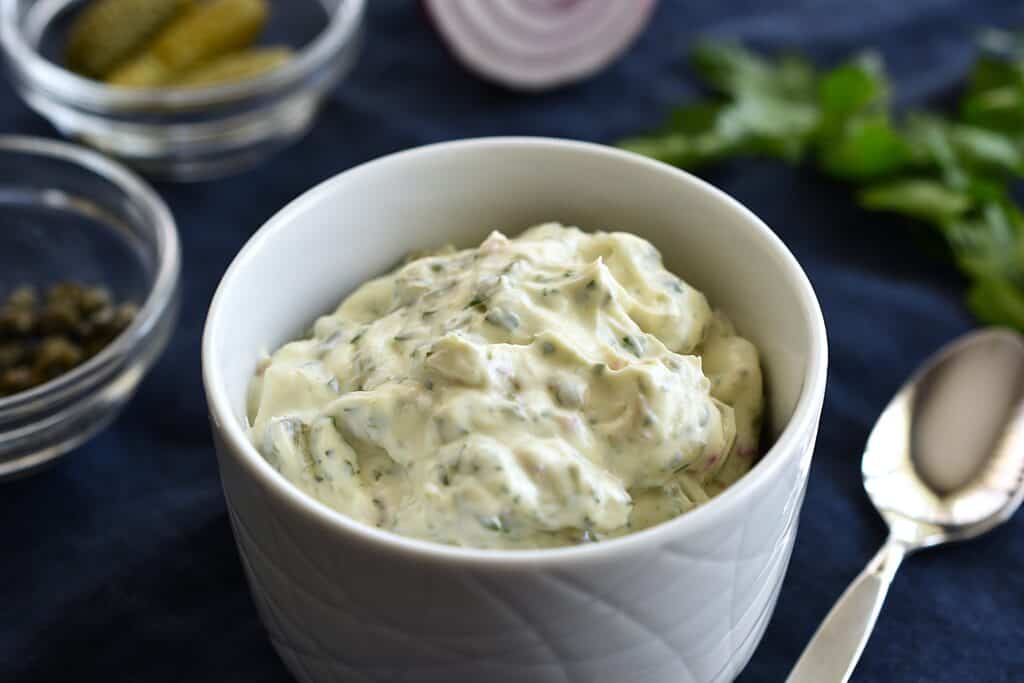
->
0;0;365;180
0;135;180;479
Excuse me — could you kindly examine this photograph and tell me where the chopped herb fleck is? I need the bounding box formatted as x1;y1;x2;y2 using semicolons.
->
621;334;645;356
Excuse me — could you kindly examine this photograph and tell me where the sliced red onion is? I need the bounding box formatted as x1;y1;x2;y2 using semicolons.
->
423;0;657;91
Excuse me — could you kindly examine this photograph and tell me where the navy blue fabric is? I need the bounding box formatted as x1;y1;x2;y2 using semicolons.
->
4;2;1024;681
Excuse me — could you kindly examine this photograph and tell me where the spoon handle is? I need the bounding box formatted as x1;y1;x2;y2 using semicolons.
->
785;539;907;683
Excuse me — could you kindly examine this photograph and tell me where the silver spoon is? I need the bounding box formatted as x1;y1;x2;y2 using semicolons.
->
786;327;1024;683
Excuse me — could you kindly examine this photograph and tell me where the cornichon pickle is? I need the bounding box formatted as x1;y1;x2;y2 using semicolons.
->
107;0;269;87
171;46;291;87
65;0;192;78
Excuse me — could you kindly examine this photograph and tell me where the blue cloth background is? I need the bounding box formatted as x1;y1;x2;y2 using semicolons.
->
4;1;1024;681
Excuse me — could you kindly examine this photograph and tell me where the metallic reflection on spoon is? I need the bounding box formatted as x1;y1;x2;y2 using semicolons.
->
787;328;1024;683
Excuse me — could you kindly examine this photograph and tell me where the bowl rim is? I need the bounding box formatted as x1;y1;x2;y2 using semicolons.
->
0;134;180;415
203;137;828;567
0;0;365;110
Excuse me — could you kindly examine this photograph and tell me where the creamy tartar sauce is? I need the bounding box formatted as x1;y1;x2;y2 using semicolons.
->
248;224;763;549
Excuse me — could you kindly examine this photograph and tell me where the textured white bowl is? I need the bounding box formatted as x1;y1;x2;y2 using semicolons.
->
203;138;827;683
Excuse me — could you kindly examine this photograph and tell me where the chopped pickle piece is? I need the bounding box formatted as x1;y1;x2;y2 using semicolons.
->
170;46;292;87
106;0;269;87
65;0;192;78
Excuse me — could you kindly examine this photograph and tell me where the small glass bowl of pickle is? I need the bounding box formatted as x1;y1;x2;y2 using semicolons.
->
0;136;180;479
0;0;365;179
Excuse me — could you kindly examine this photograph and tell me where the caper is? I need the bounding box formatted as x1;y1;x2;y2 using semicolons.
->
0;366;37;396
38;302;81;335
47;282;84;305
0;281;136;396
7;286;37;309
112;303;139;331
79;286;112;314
89;305;116;332
0;305;36;338
34;337;85;380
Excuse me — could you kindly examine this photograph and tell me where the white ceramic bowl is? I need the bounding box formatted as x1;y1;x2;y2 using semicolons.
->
203;138;827;683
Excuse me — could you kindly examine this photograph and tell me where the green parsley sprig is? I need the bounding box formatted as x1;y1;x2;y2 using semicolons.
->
619;32;1024;330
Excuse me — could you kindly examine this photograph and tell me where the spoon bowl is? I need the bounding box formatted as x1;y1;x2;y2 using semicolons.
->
863;328;1024;547
788;327;1024;683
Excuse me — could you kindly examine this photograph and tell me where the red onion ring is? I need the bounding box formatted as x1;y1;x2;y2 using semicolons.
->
424;0;658;91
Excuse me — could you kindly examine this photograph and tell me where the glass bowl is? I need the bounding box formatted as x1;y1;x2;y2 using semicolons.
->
0;0;365;180
0;135;180;480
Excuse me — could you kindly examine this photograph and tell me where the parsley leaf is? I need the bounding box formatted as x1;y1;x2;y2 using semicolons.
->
618;33;1024;332
859;180;971;224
